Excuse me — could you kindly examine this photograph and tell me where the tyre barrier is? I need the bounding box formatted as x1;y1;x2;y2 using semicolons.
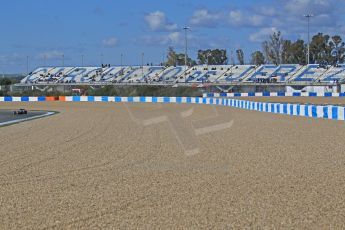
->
0;96;344;121
204;92;345;98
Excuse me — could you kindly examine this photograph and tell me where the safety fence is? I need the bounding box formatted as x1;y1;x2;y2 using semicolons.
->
0;96;344;121
204;92;345;98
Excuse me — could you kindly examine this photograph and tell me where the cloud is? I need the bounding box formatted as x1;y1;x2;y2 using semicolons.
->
190;9;222;27
0;53;25;66
228;10;266;27
144;11;177;32
249;27;281;42
37;50;64;60
102;37;118;47
139;32;184;46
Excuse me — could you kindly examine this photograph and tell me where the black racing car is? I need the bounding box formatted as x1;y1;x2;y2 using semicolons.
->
13;109;28;115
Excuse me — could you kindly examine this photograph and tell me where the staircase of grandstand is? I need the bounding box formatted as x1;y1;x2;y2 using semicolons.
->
20;64;345;85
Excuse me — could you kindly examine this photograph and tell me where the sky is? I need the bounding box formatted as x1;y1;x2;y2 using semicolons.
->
1;0;345;73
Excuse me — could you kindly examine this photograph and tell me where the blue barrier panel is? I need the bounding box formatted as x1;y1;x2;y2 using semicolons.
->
73;96;80;102
324;92;332;97
312;106;317;117
140;97;146;103
339;93;345;97
207;93;214;97
163;97;170;103
277;92;285;97
263;92;270;97
38;96;46;102
4;96;12;102
21;96;29;102
9;95;345;121
332;107;338;120
283;104;288;114
220;93;227;97
323;106;328;119
293;92;301;97
234;93;241;97
305;105;309;117
308;92;317;97
248;92;255;97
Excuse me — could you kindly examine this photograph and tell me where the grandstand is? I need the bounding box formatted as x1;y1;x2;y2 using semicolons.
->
18;64;345;93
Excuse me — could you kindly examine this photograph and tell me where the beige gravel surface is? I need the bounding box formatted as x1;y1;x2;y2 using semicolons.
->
232;96;345;105
0;102;345;229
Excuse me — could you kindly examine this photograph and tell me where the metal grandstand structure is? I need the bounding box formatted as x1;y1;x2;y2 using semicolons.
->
16;64;345;93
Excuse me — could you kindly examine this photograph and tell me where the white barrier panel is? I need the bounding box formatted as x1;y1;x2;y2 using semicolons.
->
1;96;344;121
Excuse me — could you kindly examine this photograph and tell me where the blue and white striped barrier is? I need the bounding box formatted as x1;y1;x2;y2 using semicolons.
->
0;96;344;121
204;92;345;98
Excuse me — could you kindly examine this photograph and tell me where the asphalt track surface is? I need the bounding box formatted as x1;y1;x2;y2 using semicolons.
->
0;102;345;229
0;110;51;126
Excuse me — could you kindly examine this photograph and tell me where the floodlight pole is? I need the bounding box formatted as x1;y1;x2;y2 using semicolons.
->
183;26;190;83
81;55;84;67
26;56;29;75
141;52;144;78
304;14;314;65
44;55;47;67
62;54;64;66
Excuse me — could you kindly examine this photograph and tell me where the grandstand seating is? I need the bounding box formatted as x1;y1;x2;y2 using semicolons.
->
290;64;329;82
21;64;345;85
319;65;345;82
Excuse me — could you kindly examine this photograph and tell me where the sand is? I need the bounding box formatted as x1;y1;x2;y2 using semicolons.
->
0;101;345;229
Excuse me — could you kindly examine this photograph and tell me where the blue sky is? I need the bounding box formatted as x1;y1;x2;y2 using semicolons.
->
1;0;345;73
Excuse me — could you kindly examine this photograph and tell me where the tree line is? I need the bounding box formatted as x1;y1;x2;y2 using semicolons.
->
165;32;345;66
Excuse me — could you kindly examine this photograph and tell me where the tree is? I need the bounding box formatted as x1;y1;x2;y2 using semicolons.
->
251;51;265;65
328;35;345;64
262;31;284;65
236;49;245;65
166;46;177;66
309;33;331;64
282;39;307;64
165;46;196;66
176;53;196;66
0;78;12;85
197;49;227;65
